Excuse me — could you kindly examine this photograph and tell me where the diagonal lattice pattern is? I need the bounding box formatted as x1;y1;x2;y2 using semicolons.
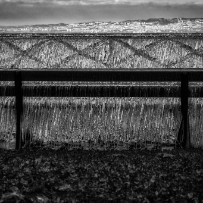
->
0;34;203;69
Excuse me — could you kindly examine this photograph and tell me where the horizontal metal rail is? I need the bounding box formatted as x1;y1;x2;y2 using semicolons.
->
1;85;181;97
1;68;203;81
0;85;203;98
0;69;201;150
0;32;203;39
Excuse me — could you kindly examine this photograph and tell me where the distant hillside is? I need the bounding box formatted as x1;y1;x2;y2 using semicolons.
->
0;18;203;33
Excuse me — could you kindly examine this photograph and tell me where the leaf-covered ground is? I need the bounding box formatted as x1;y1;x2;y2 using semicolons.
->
0;146;203;203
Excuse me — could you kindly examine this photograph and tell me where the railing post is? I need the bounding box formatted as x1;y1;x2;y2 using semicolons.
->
15;71;23;150
177;73;190;149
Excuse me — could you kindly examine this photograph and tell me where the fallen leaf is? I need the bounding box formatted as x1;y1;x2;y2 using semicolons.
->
163;153;174;158
20;178;28;185
150;175;156;183
146;144;156;151
58;184;73;191
36;195;49;203
10;186;20;193
35;156;42;165
143;198;150;203
196;169;202;175
1;192;24;202
188;192;193;199
161;146;174;151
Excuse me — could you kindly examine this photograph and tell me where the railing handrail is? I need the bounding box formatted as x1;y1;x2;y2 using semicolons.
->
0;68;203;81
0;32;203;39
0;69;195;150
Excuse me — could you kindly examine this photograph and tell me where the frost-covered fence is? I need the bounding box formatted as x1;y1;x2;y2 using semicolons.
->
0;69;203;150
0;33;203;150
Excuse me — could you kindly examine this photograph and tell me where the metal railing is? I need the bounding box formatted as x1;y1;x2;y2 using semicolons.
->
0;32;203;150
0;68;203;150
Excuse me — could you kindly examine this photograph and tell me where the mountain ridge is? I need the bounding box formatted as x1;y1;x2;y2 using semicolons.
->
0;18;203;33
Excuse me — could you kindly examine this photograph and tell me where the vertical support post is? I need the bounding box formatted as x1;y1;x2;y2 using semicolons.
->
15;71;23;150
177;73;190;149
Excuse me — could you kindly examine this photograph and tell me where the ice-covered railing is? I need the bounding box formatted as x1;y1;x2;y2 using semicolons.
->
0;32;203;150
1;68;203;150
0;33;203;69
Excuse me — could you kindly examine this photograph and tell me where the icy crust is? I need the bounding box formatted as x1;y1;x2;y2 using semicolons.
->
0;18;203;33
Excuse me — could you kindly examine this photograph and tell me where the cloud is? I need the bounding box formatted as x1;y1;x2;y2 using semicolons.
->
0;1;203;26
0;0;203;6
0;0;203;26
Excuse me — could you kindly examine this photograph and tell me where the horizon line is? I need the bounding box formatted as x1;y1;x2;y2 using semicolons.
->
1;0;203;6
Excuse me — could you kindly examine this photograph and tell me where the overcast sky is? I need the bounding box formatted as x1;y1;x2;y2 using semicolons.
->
0;0;203;26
